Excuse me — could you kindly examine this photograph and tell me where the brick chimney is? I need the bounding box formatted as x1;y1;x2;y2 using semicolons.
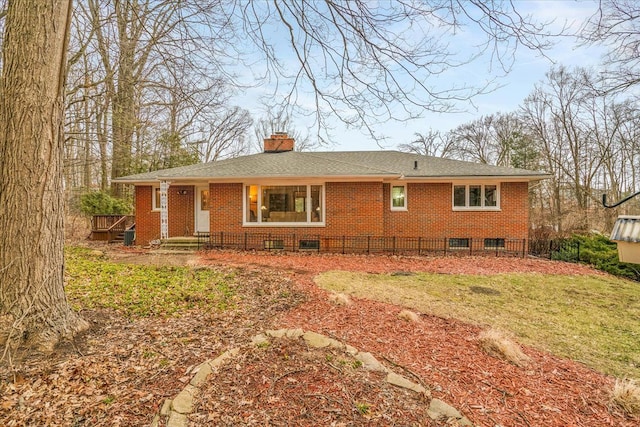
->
264;132;294;153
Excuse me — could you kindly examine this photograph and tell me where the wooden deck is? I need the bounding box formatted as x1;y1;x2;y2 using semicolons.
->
90;215;135;243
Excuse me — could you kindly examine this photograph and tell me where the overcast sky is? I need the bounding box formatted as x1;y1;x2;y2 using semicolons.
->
234;1;606;152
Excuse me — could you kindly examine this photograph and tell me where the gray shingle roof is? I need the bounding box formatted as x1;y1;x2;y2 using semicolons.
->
114;150;549;183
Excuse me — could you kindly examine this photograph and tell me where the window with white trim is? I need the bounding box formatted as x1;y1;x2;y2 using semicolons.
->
152;186;161;210
244;184;324;225
390;184;407;210
453;184;499;210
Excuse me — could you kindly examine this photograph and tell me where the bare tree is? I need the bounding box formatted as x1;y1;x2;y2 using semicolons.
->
253;105;316;152
239;1;559;142
0;0;565;355
0;0;89;352
521;67;606;232
197;107;254;162
582;0;640;93
397;130;453;157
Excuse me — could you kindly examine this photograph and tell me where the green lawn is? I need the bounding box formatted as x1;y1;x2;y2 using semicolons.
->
64;247;235;317
315;270;640;379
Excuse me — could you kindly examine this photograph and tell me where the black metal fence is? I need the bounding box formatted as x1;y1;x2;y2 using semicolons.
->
201;231;584;262
203;232;550;257
528;238;581;262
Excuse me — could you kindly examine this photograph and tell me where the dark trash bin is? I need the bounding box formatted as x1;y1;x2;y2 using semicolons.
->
123;230;135;246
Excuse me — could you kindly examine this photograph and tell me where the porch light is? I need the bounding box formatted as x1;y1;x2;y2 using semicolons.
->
261;205;267;210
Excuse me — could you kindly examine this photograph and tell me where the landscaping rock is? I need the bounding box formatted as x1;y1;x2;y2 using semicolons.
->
355;352;388;372
171;384;196;414
386;372;430;396
428;398;473;426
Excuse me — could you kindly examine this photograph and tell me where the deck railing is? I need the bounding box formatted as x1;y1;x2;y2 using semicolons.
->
90;215;135;242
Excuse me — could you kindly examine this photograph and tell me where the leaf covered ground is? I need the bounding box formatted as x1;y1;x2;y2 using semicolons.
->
0;247;637;426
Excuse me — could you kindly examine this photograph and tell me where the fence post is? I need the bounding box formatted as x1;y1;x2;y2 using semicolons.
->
392;236;396;255
469;238;473;256
418;237;422;255
220;231;224;249
548;239;553;260
522;239;526;258
293;232;296;252
444;237;447;256
576;241;580;262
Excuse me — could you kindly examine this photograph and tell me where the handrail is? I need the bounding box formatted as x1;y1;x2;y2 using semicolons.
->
602;191;640;209
104;215;133;242
91;214;124;230
106;216;128;242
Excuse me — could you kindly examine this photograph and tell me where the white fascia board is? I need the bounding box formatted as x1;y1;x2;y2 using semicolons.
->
161;174;398;183
401;175;551;183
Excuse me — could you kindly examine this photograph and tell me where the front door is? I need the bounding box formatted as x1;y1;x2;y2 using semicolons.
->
195;186;210;233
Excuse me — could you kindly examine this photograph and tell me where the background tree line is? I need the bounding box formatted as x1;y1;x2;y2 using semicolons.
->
1;0;638;351
400;65;640;236
29;0;640;237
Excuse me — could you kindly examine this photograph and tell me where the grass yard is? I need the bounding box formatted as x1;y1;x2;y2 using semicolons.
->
315;270;640;379
64;247;235;317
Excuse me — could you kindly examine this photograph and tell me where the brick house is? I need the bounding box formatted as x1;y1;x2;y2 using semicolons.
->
114;133;548;251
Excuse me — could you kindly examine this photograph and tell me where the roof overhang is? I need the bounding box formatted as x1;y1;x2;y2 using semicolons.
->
116;173;550;185
401;174;552;183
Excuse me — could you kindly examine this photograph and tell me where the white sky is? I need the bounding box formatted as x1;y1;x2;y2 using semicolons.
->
233;0;605;152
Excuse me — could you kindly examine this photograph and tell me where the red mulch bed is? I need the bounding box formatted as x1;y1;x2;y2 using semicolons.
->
1;248;633;427
199;250;633;427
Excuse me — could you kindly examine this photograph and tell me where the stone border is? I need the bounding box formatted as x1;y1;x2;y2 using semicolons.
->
151;329;473;427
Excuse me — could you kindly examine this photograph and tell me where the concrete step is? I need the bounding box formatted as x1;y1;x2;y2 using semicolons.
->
160;237;206;251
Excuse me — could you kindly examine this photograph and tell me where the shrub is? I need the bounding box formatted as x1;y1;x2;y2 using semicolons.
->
478;328;530;367
562;234;640;281
328;292;352;306
80;191;131;216
397;309;420;322
610;378;640;417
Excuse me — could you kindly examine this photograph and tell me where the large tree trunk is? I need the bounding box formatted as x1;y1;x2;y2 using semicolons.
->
0;0;88;352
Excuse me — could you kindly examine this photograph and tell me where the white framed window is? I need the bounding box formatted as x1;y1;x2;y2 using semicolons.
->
390;183;407;211
452;183;499;210
244;184;325;226
152;186;161;211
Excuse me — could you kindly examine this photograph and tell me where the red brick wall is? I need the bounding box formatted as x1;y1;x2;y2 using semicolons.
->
210;183;244;232
383;182;529;239
134;186;160;245
134;185;194;245
168;185;195;237
135;181;531;245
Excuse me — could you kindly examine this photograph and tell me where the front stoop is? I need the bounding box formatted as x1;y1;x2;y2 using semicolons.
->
159;237;206;251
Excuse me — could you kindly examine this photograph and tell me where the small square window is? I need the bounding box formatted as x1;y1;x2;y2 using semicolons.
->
449;238;469;249
469;185;482;207
484;238;505;249
391;184;407;210
453;185;466;207
299;239;320;250
200;190;209;211
485;185;497;207
153;187;161;210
